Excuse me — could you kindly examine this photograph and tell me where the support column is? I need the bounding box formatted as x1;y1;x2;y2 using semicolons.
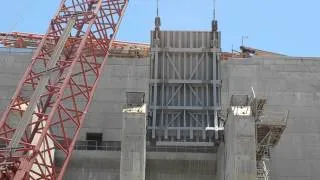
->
120;110;146;180
224;111;256;180
217;143;225;180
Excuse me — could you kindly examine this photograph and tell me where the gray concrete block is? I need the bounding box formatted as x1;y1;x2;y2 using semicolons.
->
271;158;311;177
307;160;320;180
229;65;257;77
120;112;146;180
84;112;123;129
0;86;17;99
217;143;225;180
271;133;304;160
225;114;256;180
146;159;216;180
227;77;258;92
103;129;122;141
55;151;121;180
286;118;320;133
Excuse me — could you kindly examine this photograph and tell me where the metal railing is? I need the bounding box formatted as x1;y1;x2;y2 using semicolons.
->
73;140;215;153
74;141;121;151
146;145;216;153
256;109;289;125
1;140;215;153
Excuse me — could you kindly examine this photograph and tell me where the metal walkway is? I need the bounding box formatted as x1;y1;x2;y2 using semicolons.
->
251;96;288;179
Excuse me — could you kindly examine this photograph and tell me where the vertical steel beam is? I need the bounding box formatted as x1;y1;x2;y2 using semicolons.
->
213;53;219;140
151;22;161;139
161;45;165;141
211;20;221;140
152;52;158;139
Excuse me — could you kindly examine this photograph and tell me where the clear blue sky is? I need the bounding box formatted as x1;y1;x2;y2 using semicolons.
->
0;0;319;56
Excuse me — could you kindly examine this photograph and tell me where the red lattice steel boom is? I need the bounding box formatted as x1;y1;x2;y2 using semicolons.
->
0;0;128;179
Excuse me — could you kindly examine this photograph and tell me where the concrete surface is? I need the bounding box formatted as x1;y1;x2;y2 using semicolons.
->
146;159;216;180
0;49;32;113
216;143;225;180
224;112;256;180
120;111;146;180
55;150;217;180
0;49;149;143
82;56;149;142
2;48;320;179
0;48;216;180
55;151;121;180
221;57;320;180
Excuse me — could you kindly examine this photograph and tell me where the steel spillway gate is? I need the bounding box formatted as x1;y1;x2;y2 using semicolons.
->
148;25;223;146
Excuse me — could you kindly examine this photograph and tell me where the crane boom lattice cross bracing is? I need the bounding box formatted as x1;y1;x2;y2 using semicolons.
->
0;0;128;179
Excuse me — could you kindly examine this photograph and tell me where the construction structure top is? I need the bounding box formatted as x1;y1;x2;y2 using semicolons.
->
0;32;150;58
0;32;286;59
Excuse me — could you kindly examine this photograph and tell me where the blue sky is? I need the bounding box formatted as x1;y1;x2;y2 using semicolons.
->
0;0;319;56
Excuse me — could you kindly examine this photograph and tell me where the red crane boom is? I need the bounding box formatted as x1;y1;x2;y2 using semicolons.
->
0;0;128;179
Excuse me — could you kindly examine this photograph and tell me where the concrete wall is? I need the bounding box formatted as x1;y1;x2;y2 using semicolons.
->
216;143;225;180
0;50;149;143
146;159;216;180
0;49;32;113
120;112;146;180
56;150;216;180
57;151;121;180
80;57;149;141
222;57;320;180
0;49;216;180
2;49;320;179
224;112;256;180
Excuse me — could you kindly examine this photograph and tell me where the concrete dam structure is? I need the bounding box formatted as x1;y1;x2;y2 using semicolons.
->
0;15;320;180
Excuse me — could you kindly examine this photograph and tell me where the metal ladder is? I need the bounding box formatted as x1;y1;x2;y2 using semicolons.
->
257;157;270;180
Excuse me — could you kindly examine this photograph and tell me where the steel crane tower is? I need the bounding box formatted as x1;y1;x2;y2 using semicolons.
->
0;0;128;179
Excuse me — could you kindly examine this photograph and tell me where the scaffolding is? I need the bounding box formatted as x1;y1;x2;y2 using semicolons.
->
250;93;288;179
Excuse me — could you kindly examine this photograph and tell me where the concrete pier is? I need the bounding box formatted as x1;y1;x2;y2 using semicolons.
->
120;107;146;180
224;109;256;180
217;143;225;180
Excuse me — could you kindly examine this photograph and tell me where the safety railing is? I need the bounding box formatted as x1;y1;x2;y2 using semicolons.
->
146;145;216;153
256;109;289;126
0;140;216;153
74;140;121;151
73;140;215;153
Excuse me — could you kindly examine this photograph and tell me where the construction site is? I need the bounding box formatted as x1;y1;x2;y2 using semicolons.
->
0;0;319;179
